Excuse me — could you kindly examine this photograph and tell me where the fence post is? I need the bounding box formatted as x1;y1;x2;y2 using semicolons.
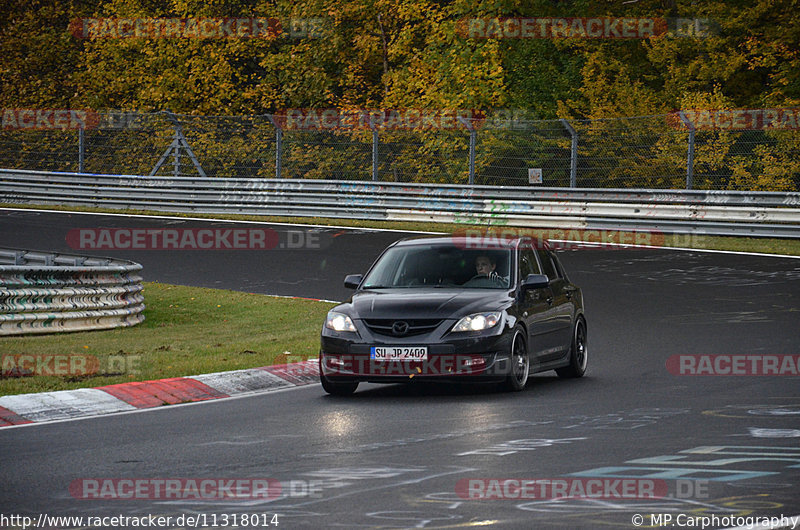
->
78;127;85;173
560;118;578;188
267;115;282;178
150;111;207;177
276;126;283;179
458;117;476;185
679;112;695;190
172;128;180;178
369;115;379;181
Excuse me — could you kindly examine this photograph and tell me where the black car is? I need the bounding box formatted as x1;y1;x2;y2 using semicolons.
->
319;236;587;395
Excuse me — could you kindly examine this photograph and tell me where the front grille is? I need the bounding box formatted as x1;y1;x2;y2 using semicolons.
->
362;319;444;337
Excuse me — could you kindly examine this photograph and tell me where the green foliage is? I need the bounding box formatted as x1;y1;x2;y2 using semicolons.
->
0;0;797;188
0;0;96;108
4;1;797;115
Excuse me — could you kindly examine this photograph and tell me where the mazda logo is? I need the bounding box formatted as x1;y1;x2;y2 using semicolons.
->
392;321;410;336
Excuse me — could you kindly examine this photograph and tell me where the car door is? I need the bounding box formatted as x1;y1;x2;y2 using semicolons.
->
517;244;555;361
536;248;575;360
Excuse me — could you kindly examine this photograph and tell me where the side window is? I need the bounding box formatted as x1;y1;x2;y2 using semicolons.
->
519;247;541;281
551;252;568;280
536;249;559;281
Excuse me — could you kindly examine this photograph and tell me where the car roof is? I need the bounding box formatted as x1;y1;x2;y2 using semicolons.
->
392;235;548;250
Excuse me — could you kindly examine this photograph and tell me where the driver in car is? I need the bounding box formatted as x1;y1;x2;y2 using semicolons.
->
469;254;506;286
475;254;497;277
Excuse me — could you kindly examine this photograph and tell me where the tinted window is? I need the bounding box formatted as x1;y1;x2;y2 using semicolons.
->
519;247;541;281
551;252;568;280
536;249;559;281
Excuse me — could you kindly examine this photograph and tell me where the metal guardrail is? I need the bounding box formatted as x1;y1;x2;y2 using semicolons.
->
0;247;145;336
1;169;799;238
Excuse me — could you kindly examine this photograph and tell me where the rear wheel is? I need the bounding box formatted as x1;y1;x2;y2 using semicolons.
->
503;328;529;392
556;317;587;378
320;373;358;396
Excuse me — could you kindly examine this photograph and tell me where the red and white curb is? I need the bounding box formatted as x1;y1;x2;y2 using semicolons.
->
0;360;318;427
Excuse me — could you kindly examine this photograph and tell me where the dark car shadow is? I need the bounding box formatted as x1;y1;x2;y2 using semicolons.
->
318;373;594;401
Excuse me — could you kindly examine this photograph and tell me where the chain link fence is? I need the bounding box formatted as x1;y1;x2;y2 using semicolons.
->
0;110;797;190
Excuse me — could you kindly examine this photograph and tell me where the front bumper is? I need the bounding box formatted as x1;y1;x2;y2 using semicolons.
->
320;324;514;383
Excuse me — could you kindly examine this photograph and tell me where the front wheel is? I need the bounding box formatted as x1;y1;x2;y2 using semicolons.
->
556;317;587;378
320;374;358;395
503;328;529;391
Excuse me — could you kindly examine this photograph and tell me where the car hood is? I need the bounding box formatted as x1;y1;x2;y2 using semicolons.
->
347;288;512;319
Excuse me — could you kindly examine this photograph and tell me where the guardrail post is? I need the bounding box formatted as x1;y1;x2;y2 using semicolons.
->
560;119;578;188
267;115;283;178
679;112;695;190
458;117;476;185
78;127;85;173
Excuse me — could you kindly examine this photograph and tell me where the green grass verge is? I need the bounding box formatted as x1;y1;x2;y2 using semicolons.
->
0;282;335;397
2;202;799;256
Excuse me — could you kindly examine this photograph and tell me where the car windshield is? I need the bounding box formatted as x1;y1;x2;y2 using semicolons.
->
362;244;512;289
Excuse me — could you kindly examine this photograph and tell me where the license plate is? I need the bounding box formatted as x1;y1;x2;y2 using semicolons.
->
370;346;428;361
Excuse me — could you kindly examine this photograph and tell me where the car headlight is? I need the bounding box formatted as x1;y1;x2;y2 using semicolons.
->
451;311;502;332
326;312;357;332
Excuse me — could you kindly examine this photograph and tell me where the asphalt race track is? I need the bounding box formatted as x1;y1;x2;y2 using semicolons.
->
1;209;799;529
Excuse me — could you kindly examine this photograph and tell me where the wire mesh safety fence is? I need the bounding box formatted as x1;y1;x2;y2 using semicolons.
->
474;119;574;187
0;110;797;190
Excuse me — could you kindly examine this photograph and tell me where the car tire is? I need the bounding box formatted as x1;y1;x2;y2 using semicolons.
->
320;373;359;396
503;327;529;392
556;316;587;378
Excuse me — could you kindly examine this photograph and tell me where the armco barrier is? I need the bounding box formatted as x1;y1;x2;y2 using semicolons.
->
0;248;144;336
1;169;799;237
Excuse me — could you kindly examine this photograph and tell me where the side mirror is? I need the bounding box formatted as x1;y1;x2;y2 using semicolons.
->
344;274;363;290
522;273;549;290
